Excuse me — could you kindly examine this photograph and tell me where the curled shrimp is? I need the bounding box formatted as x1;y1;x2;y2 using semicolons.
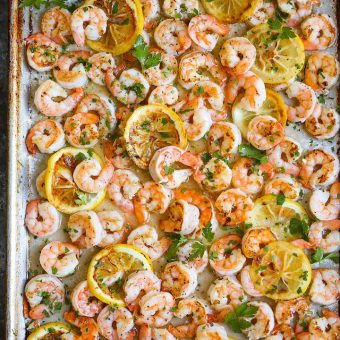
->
25;274;64;320
73;158;114;193
209;234;246;276
87;52;116;86
25;33;60;72
188;14;229;51
41;6;72;44
34;79;84;116
148;85;179;105
26;119;65;154
240;265;262;297
141;0;160;29
242;227;276;258
103;137;132;170
299;149;339;189
139;325;176;340
64;310;99;339
70;5;108;47
264;174;302;201
71;280;103;317
25;199;60;237
225;71;266;111
196;323;228;340
215;189;254;226
154;19;191;56
309;220;340;253
161;261;198;298
301;14;336;51
219;37;256;76
127;225;170;261
39;241;80;277
162;0;199;20
107;169;142;214
247;0;276;26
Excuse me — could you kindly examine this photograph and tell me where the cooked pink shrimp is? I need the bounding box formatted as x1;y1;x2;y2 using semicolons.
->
34;79;84;116
64;310;99;339
41;6;72;44
247;0;276;26
264;174;302;201
71;280;103;317
139;325;176;340
25;199;60;237
148;85;179;105
141;0;160;29
70;5;108;46
103;137;132;170
188;15;229;51
25;274;64;320
39;241;80;277
87;52;116;86
162;0;198;20
73;158;114;193
196;323;228;340
240;265;262;297
25;33;60;72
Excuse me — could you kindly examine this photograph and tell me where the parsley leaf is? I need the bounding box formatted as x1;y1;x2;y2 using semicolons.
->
164;165;174;175
75;190;88;206
128;83;145;98
165;234;187;262
202;222;214;243
288;216;310;240
75;152;87;162
201;152;212;164
276;193;285;205
188;241;206;260
225;302;259;333
19;0;70;9
311;247;339;264
238;144;268;163
132;35;161;70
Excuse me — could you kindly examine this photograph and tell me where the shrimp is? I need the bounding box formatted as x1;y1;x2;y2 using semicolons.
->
148;85;179;105
67;211;103;249
176;240;208;273
141;0;160;29
103;137;132;170
53;51;91;89
178;51;227;89
161;261;198;299
207;122;242;156
240;265;262;297
97;306;135;340
309;269;340;305
167;298;209;339
159;199;200;235
188;15;229;51
26;119;65;154
208;276;246;311
195;323;228;340
162;0;199;20
300;14;337;51
144;50;178;86
225;71;266;111
242;302;275;340
137;291;175;327
304;52;340;93
219;37;256;76
247;115;285;151
209;235;246;276
40;241;80;277
106;68;150;105
41;7;72;44
36;169;47;199
215;189;254;226
308;220;340;253
267;137;302;176
267;324;296;340
87;52;116;86
139;326;176;340
133;182;172;224
264;174;302;201
124;270;161;309
34;79;84;116
63;310;99;339
154;19;191;56
107;169;142;214
247;0;276;26
25;33;60;72
71;280;103;317
70;5;108;47
25;274;64;320
73;158;114;194
149;146;196;189
25;199;60;237
299;149;339;189
127;225;170;261
305;104;340;140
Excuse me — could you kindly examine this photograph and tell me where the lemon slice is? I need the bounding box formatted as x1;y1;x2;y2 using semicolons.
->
250;241;312;300
45;147;106;214
88;244;152;306
232;89;287;137
201;0;259;23
246;23;305;83
27;322;74;339
246;195;308;241
85;0;144;55
124;104;187;169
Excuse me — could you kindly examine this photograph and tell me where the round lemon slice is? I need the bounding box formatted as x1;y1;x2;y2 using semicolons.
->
232;89;287;137
124;104;187;169
45;147;106;214
246;195;309;241
246;23;305;83
85;0;144;55
250;241;312;300
88;244;152;306
27;322;74;339
201;0;259;23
